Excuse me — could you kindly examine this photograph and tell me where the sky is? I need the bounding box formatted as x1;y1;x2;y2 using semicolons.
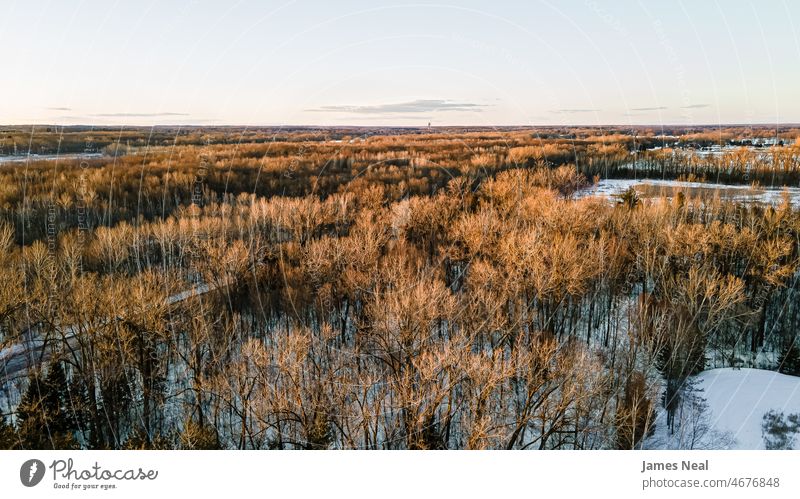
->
2;0;799;126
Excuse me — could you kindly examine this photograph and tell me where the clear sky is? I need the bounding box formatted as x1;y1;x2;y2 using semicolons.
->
2;0;799;126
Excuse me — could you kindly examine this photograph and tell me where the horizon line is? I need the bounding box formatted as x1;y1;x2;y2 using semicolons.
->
3;122;800;129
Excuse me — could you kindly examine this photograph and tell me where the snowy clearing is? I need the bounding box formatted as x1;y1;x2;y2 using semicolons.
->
698;368;800;449
648;368;800;450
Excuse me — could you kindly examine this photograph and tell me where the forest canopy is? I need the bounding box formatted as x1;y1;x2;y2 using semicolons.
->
1;125;800;450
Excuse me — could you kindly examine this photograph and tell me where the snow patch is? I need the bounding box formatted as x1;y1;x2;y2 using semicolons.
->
580;178;800;206
698;368;800;450
648;368;800;449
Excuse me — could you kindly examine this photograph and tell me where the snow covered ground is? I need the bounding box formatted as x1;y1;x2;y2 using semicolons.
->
0;152;104;164
698;368;800;449
581;178;800;206
648;368;800;450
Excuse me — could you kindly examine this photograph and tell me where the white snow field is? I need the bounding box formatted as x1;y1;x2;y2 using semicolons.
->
698;368;800;450
648;368;800;449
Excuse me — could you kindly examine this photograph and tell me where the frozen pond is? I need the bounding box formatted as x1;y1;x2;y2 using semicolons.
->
581;178;800;206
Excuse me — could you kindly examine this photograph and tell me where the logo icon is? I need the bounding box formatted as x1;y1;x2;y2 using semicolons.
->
20;459;45;487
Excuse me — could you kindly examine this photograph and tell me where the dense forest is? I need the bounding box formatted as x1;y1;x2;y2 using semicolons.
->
1;125;800;449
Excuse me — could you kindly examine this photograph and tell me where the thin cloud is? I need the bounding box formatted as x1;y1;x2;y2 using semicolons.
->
630;106;668;111
308;99;487;114
681;104;709;109
550;108;599;114
54;115;92;121
46;106;72;111
91;112;190;117
335;114;437;122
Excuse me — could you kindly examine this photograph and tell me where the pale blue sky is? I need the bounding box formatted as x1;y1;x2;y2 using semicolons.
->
2;0;799;126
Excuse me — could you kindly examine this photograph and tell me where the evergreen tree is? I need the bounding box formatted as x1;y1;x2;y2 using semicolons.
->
778;339;800;376
617;187;640;209
0;415;18;449
15;362;80;449
179;420;222;450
